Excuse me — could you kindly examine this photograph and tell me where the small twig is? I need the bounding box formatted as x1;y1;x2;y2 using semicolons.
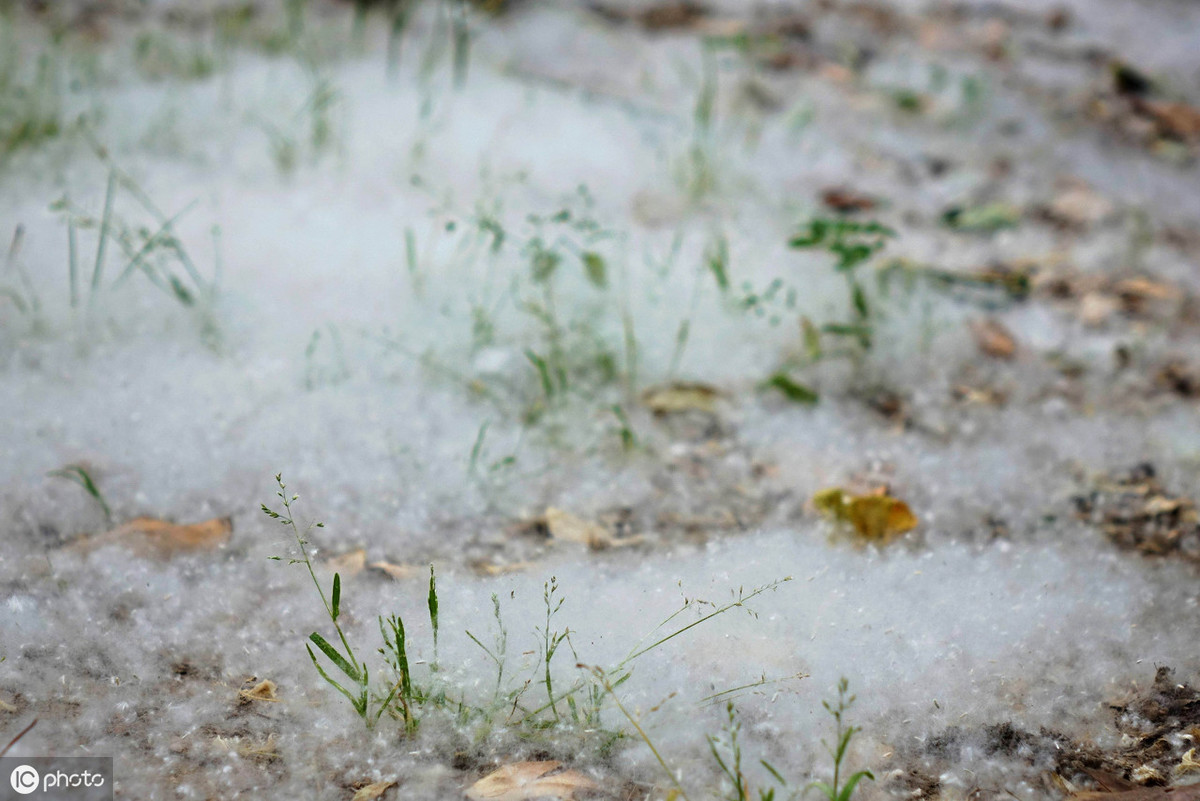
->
0;718;38;758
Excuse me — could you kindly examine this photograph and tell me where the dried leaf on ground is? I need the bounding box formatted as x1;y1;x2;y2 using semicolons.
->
543;507;641;550
368;561;421;581
352;780;396;800
237;678;278;704
75;516;232;558
641;382;722;415
969;318;1017;359
324;548;367;577
465;761;599;801
813;488;918;542
821;187;878;213
951;384;1008;406
1079;291;1122;326
213;733;278;761
637;1;708;31
1133;98;1200;141
1072;785;1200;801
1046;181;1115;228
470;560;533;577
1177;749;1200;775
1073;465;1200;562
1113;277;1181;303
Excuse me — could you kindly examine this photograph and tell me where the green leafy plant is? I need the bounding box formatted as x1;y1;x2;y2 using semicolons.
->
263;474;412;729
709;701;790;801
50;152;219;343
788;218;895;352
267;473;793;747
809;678;874;801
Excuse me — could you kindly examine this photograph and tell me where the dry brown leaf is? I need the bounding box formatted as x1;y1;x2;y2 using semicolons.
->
1079;291;1122;326
1048;183;1115;227
544;508;614;550
821;187;877;213
638;2;708;31
951;385;1007;406
368;561;421;581
352;780;396;801
1177;748;1200;775
1075;781;1200;801
77;516;232;559
969;318;1017;359
641;382;721;414
470;561;534;577
1113;277;1180;302
1135;98;1200;140
465;761;599;801
213;733;278;760
813;488;918;542
238;679;278;704
325;548;367;577
1073;785;1200;801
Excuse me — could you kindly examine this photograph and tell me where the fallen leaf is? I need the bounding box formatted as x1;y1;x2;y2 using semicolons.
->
75;516;232;559
638;1;708;31
641;382;722;414
470;561;533;577
951;385;1008;406
1134;98;1200;140
213;733;278;761
238;678;278;704
821;187;877;214
465;761;599;801
1113;277;1180;303
813;488;918;542
368;561;421;581
352;780;396;801
969;318;1017;359
544;507;638;551
1047;182;1115;228
325;548;367;577
1073;786;1200;801
1177;748;1200;776
1079;291;1121;326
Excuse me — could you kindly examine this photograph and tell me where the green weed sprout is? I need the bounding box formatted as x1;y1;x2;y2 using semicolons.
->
46;464;112;524
809;678;874;801
264;474;403;728
789;218;895;352
709;701;790;801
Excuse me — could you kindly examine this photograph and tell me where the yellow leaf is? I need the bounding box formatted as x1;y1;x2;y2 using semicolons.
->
641;382;722;414
813;488;917;542
325;548;367;577
368;561;421;581
75;516;232;559
544;508;611;550
544;508;642;551
465;761;599;801
238;678;278;704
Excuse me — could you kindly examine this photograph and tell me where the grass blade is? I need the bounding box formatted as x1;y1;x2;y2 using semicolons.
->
309;632;361;684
